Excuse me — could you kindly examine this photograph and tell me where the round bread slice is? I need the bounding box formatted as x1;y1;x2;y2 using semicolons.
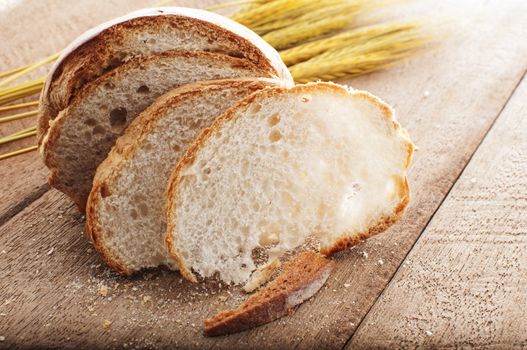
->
41;51;276;211
165;83;414;284
86;78;275;275
38;7;292;142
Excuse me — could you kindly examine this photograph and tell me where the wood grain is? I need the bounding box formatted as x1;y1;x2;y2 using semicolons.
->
348;74;527;349
0;0;526;349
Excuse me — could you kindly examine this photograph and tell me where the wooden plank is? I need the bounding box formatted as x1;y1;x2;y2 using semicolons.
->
348;74;527;349
0;0;526;349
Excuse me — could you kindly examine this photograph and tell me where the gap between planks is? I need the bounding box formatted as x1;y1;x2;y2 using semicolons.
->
343;69;527;349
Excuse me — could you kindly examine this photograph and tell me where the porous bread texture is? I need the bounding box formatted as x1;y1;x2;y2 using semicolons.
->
166;82;414;285
38;7;292;142
204;251;334;336
41;50;273;211
86;79;274;275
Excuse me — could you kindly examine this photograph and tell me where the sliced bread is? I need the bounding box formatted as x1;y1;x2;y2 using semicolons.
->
86;79;275;275
41;51;276;211
204;251;334;336
165;83;414;284
38;7;292;141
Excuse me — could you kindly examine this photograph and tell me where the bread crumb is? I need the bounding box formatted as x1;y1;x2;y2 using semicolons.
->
378;259;384;265
132;287;138;292
47;248;54;256
344;283;351;288
423;90;430;98
218;295;228;302
0;336;5;341
102;320;112;329
361;251;369;258
470;178;477;183
426;330;433;336
301;94;312;103
142;296;151;304
99;285;109;297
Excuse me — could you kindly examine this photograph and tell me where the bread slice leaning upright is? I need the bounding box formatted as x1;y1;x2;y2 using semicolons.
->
38;6;291;142
166;82;414;285
41;50;280;212
86;79;276;275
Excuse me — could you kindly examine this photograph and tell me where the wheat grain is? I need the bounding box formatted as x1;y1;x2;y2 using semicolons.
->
231;0;315;28
289;29;430;82
263;4;363;49
280;21;421;65
250;0;345;33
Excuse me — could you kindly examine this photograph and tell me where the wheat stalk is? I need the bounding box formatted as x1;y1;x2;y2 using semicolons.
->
231;0;315;28
281;21;421;65
0;0;430;160
0;110;39;124
0;145;38;160
0;78;45;105
0;100;39;112
289;29;430;83
0;129;36;145
262;4;362;49
0;52;60;89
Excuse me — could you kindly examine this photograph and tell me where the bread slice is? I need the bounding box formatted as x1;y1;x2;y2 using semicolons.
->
166;82;414;284
38;7;292;142
86;79;275;275
204;251;334;336
41;50;277;211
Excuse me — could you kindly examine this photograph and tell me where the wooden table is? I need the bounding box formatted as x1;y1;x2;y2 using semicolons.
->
1;0;526;349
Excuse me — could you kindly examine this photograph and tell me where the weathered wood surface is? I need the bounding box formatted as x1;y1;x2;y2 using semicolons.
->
348;75;527;349
0;0;526;349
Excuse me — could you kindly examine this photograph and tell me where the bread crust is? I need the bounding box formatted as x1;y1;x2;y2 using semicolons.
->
86;79;276;275
41;50;272;212
165;82;414;282
203;251;334;336
38;8;293;143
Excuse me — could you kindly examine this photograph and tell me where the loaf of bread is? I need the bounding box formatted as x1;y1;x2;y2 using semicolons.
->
40;50;279;211
86;79;276;275
166;82;413;284
38;7;292;142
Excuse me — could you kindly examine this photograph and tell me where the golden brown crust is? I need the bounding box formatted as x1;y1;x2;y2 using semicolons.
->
85;79;275;275
41;50;271;212
203;251;334;336
165;82;414;280
37;13;280;143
